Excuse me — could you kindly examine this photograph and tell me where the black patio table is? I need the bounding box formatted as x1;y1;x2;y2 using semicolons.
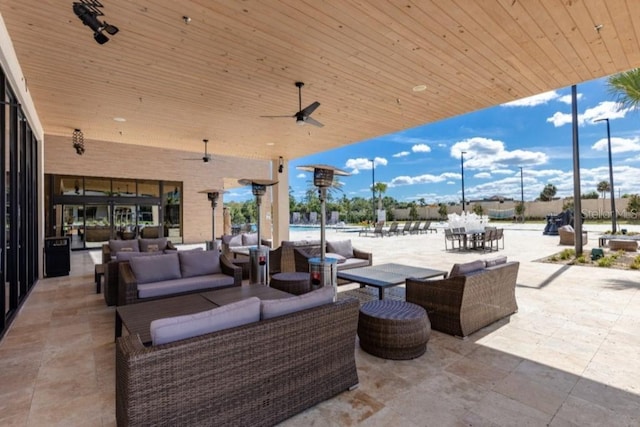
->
337;263;447;300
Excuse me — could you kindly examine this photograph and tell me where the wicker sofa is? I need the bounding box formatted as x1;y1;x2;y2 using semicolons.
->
102;238;177;306
115;297;360;426
406;258;519;338
221;233;272;259
281;239;372;274
118;250;241;305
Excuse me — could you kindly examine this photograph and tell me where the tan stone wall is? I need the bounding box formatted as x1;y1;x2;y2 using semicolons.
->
44;134;272;244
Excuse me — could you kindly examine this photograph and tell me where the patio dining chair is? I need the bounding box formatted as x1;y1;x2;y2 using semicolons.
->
494;228;504;250
444;228;462;251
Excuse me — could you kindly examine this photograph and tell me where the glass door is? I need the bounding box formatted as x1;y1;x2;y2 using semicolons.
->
61;204;85;250
84;203;112;249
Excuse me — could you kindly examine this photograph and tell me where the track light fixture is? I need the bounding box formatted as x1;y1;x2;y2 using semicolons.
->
72;2;119;44
72;129;85;155
278;156;284;173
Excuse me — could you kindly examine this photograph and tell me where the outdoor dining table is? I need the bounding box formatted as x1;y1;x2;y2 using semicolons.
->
452;229;486;251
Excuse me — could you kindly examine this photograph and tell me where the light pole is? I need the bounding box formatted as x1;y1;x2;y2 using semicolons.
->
594;118;617;233
370;159;376;223
460;151;466;212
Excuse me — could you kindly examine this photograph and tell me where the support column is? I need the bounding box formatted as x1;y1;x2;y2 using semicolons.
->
271;157;290;247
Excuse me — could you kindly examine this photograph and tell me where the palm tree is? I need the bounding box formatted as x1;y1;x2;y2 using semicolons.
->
608;68;640;110
373;182;387;210
596;180;610;199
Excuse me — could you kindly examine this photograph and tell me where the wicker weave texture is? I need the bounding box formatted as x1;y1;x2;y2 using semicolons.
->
116;298;359;426
406;261;519;338
357;300;430;360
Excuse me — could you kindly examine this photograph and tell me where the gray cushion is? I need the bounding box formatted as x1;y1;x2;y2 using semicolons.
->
137;274;235;299
242;233;258;246
449;260;485;278
325;253;346;264
115;251;162;262
179;250;221;278
139;237;168;252
130;252;181;284
150;297;260;345
228;234;243;247
261;286;334;320
339;258;369;269
326;240;353;259
109;239;140;254
485;256;507;267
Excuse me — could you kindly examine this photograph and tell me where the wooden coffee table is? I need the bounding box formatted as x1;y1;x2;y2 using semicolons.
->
115;285;293;345
337;263;447;300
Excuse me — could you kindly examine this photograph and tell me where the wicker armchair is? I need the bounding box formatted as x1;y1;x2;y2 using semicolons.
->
406;261;519;337
558;226;587;246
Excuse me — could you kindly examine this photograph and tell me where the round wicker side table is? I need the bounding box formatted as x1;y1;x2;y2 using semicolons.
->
269;272;311;295
357;300;431;360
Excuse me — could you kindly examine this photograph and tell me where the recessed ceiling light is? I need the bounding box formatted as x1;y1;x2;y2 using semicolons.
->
412;84;427;92
266;142;275;146
113;117;126;122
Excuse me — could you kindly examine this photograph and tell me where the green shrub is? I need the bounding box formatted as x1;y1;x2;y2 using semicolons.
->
559;249;575;260
576;255;587;263
597;256;614;267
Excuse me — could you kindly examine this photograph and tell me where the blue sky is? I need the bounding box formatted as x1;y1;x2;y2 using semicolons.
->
228;75;640;204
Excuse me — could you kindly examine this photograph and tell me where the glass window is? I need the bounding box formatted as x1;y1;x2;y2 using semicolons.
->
85;177;111;196
137;180;159;198
113;179;136;197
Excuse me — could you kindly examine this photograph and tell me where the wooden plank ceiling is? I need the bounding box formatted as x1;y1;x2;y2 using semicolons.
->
1;0;639;160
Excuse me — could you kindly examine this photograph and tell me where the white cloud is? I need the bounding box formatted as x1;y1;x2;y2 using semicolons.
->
592;136;640;154
501;90;560;107
450;137;548;170
474;172;491;179
296;173;306;179
446;181;455;185
546;101;629;127
393;151;410;158
388;172;460;187
493;169;514;175
558;93;583;104
344;157;388;173
438;143;447;148
412;144;431;153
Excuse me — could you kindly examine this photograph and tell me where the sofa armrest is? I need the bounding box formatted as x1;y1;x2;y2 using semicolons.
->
220;254;242;285
102;243;112;264
166;241;177;251
118;261;139;305
352;247;372;265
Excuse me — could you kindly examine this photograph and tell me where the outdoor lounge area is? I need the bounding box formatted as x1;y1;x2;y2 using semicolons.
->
1;224;638;426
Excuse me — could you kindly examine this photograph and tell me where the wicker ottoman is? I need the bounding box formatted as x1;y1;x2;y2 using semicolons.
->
270;272;311;295
358;300;430;360
609;239;638;252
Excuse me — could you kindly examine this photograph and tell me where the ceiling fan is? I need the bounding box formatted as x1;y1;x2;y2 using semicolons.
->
261;82;323;127
184;139;211;163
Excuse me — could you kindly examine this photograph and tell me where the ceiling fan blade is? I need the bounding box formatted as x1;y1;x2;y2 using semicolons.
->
300;101;320;117
260;114;295;118
304;116;324;128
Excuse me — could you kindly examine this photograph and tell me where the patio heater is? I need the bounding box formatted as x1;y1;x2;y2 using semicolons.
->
198;188;224;251
297;164;350;300
238;178;278;285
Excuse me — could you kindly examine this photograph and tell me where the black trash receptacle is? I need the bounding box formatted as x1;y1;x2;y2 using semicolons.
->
44;236;70;277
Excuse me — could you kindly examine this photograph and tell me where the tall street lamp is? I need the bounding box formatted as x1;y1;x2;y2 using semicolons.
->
594;118;617;233
369;159;376;223
460;151;466;212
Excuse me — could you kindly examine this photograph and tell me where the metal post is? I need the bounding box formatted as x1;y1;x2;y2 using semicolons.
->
319;187;327;261
370;158;375;223
519;166;524;221
571;85;583;254
595;118;617;233
460;151;466;212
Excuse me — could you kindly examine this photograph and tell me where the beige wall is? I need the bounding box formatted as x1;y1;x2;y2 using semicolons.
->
392;198;634;221
44;134;273;244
